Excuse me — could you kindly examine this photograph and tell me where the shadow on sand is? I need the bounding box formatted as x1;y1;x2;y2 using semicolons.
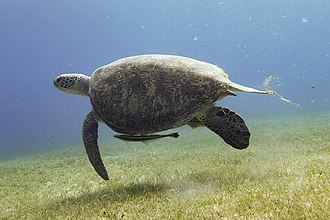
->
44;181;170;213
44;167;255;214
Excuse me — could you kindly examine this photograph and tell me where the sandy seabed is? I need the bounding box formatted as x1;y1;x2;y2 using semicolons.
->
0;112;329;219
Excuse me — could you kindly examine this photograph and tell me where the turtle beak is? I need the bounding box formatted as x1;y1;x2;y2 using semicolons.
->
53;76;61;88
53;75;67;92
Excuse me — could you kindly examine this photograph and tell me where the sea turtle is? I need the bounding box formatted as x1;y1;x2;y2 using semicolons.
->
54;54;268;180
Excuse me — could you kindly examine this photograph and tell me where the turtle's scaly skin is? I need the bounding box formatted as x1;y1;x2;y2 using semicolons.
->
90;55;233;135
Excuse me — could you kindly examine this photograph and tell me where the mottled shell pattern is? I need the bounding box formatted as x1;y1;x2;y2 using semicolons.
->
89;54;233;135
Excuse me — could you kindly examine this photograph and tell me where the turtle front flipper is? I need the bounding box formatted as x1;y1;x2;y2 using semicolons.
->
82;111;109;180
198;107;250;149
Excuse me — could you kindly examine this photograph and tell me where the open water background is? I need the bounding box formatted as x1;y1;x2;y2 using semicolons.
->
0;0;329;159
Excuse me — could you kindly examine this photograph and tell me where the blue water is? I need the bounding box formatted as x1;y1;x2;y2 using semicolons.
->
0;0;329;159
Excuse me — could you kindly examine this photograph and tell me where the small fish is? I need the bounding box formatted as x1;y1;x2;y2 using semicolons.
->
308;85;315;90
114;132;179;142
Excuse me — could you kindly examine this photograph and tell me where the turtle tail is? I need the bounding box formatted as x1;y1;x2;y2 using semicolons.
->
228;82;268;94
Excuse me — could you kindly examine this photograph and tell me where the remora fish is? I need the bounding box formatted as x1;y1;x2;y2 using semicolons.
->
114;132;179;142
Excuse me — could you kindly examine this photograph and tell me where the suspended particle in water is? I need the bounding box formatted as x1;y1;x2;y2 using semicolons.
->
193;36;200;41
301;17;309;23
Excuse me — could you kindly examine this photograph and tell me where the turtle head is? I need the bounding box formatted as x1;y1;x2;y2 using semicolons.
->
54;73;90;96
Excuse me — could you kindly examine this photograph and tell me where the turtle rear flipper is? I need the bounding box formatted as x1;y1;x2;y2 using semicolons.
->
83;112;109;180
198;107;250;149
